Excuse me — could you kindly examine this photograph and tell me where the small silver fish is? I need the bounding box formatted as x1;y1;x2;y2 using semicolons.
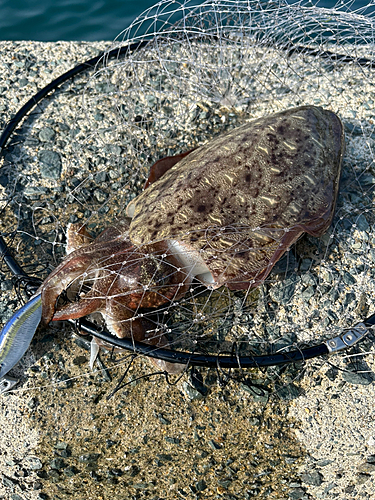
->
0;293;42;392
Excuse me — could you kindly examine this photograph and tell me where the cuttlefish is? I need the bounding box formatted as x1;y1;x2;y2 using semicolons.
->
39;105;345;372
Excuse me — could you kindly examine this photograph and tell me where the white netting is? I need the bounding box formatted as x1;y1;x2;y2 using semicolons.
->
1;0;375;388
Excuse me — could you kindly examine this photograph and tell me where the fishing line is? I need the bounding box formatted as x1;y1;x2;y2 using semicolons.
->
1;0;375;377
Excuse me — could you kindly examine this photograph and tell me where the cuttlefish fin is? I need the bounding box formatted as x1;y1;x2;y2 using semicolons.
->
143;148;196;189
226;226;304;291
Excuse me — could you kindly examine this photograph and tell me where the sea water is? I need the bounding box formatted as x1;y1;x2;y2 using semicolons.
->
0;0;372;41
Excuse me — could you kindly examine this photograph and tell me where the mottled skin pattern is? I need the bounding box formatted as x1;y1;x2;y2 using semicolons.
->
129;105;344;288
39;105;344;372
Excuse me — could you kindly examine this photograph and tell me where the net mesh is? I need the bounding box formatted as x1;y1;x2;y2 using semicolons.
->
1;0;375;391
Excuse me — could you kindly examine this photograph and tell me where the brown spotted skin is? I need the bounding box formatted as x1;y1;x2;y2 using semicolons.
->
129;106;345;289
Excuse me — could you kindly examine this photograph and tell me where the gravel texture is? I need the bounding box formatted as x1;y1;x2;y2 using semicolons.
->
0;25;375;500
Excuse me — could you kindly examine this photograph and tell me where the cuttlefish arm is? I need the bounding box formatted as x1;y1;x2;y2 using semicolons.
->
39;231;135;326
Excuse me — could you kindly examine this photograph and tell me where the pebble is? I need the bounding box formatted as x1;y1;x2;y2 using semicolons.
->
0;172;8;187
94;171;107;183
57;373;73;390
108;468;122;477
356;473;371;485
269;278;296;304
165;436;180;444
106;439;116;448
93;189;108;203
69;127;80;138
341;270;356;285
189;370;209;396
50;458;66;470
301;285;315;300
39;127;56;142
273;332;296;350
342;364;374;385
26;457;43;470
0;278;13;291
47;469;60;481
326;309;339;323
285;457;299;465
95;82;116;93
90;471;101;481
24;186;49;199
133;482;150;489
276;384;301;401
248;417;261;426
357;462;375;473
157;453;173;462
345;122;363;135
24;137;40;147
54;442;70;457
63;466;78;477
240;382;269;403
196;479;207;491
217;479;231;489
181;381;204;400
104;144;122;156
79;453;100;464
38;150;62;179
126;465;140;477
342;292;355;307
72;355;87;366
157;414;171;425
301;272;316;286
288;487;307;500
355;214;369;231
10;495;24;500
316;459;333;467
300;470;323;486
208;439;222;450
73;336;91;351
2;474;16;488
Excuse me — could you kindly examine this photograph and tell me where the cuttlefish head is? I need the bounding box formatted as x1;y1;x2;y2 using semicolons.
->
39;232;191;341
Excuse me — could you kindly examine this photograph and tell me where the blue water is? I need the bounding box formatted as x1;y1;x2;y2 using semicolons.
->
0;0;372;41
0;0;158;41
